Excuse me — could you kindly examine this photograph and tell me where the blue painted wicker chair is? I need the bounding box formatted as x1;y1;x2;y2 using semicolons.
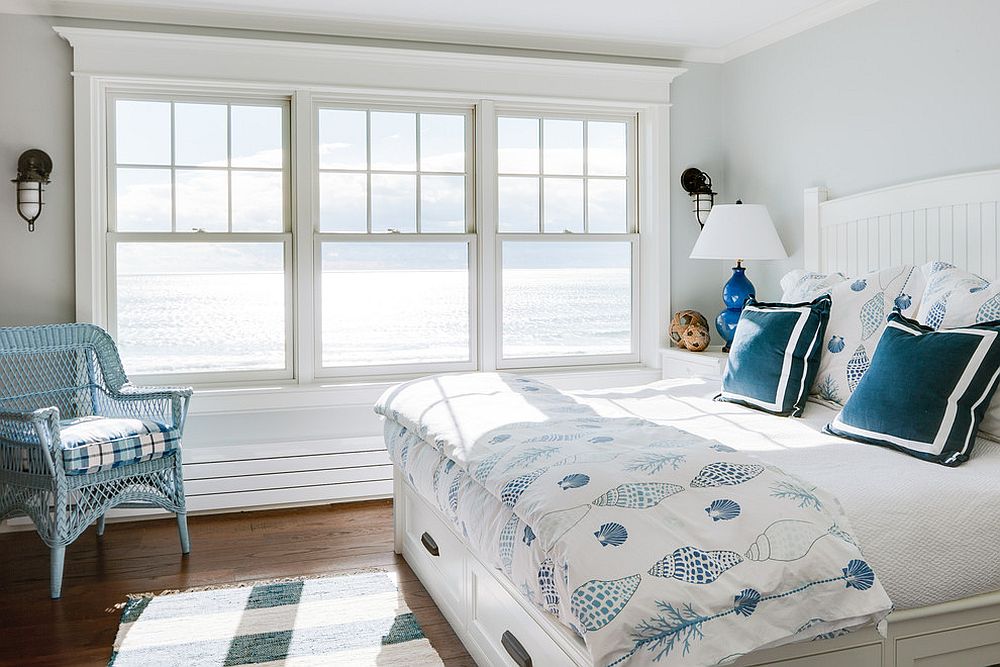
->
0;323;192;598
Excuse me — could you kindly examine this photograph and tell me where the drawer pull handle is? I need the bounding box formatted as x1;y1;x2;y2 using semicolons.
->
501;630;532;667
420;532;440;557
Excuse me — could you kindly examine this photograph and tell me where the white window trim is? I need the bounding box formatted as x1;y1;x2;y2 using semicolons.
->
60;26;682;388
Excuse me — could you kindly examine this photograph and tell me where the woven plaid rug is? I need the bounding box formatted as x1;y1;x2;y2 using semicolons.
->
108;570;444;666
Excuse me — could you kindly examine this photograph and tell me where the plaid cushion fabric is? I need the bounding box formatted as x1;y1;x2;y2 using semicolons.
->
59;416;180;476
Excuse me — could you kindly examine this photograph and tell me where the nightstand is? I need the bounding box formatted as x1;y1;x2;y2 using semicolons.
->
660;346;728;380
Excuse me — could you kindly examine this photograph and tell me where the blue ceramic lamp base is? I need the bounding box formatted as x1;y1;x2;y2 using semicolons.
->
716;263;755;352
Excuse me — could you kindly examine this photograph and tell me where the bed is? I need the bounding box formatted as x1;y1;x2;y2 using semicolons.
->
383;169;1000;666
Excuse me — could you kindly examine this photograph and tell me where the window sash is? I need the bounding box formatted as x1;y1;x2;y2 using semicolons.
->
494;233;640;369
495;110;638;236
313;103;476;235
107;92;292;234
106;232;295;385
312;233;479;378
105;91;294;383
492;108;639;367
312;103;479;377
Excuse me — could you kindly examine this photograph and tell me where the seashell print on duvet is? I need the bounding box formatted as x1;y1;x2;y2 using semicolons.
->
592;482;684;509
500;468;546;507
571;574;641;633
499;514;520;575
594;522;628;547
647;546;743;584
558;473;590;490
705;499;741;522
745;519;841;562
538;558;561;616
690;462;764;488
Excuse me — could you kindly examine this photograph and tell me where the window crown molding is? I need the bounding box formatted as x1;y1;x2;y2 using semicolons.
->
54;26;685;105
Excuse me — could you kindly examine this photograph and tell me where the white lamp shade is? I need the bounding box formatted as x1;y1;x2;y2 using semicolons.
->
689;203;787;261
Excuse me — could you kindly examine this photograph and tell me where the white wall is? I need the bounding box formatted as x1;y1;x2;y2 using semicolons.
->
0;13;75;325
722;0;1000;299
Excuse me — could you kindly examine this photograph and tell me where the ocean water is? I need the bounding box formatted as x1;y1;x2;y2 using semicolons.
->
116;268;631;376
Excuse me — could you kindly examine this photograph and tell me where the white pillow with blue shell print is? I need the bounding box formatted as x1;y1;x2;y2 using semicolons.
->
780;265;925;407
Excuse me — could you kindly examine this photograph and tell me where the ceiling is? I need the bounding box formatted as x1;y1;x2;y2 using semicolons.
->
11;0;880;62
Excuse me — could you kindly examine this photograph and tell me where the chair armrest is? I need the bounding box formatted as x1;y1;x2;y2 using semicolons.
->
105;384;194;432
0;407;61;475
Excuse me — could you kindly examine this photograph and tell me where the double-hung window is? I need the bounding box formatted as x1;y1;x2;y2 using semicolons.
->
104;93;639;385
496;113;638;366
315;105;476;376
108;95;292;382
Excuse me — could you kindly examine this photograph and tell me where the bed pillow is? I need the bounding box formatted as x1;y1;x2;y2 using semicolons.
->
809;265;924;406
915;261;993;329
913;261;1000;440
779;269;847;303
718;295;831;417
827;312;1000;466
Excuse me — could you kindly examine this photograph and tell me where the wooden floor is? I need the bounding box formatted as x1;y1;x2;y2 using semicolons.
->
0;500;474;667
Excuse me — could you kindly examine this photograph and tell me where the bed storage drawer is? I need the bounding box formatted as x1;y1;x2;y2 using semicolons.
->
468;559;584;667
893;617;1000;666
402;485;465;618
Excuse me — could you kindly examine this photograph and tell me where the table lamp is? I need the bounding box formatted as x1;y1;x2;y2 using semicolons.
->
689;202;787;351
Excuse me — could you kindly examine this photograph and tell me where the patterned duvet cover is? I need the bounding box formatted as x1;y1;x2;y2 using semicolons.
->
376;373;892;666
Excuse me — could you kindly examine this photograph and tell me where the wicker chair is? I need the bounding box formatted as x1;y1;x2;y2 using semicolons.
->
0;323;192;598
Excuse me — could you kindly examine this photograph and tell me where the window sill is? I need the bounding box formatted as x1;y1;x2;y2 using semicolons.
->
186;364;660;415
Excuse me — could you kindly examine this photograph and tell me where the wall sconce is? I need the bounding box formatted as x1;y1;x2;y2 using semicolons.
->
680;167;716;228
12;149;52;232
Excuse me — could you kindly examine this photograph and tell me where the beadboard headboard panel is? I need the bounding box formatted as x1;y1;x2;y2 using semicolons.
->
804;170;1000;280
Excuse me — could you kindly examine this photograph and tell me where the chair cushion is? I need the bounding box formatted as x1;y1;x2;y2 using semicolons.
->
60;416;180;475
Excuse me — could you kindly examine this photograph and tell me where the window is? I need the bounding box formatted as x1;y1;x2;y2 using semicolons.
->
316;106;476;375
104;93;639;383
109;96;291;381
496;115;637;365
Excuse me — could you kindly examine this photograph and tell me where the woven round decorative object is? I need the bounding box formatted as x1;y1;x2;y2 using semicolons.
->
669;310;711;351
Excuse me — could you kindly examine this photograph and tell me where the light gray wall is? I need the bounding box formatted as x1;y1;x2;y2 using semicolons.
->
669;62;730;327
0;14;75;325
721;0;1000;299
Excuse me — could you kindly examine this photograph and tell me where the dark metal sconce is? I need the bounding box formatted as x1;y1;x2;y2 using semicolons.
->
12;149;52;232
681;167;716;228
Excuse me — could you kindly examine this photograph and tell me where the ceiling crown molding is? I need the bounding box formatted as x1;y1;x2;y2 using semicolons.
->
719;0;881;62
12;0;879;64
54;26;685;105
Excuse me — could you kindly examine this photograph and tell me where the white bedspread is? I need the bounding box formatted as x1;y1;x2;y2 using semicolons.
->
572;377;1000;610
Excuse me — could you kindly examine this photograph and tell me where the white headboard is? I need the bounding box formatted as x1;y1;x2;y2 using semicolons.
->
804;169;1000;280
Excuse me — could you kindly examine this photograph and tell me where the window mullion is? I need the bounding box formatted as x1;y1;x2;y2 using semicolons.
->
477;99;499;372
226;103;233;232
169;102;176;233
293;90;316;384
